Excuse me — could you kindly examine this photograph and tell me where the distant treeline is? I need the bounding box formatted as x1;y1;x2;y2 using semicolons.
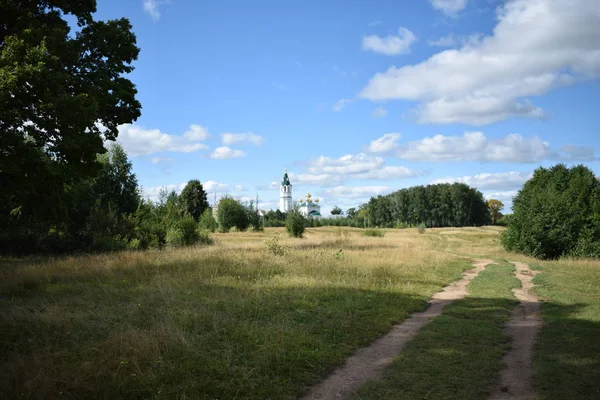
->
364;183;490;228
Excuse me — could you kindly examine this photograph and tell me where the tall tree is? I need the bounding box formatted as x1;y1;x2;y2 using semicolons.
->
0;0;141;231
487;199;504;225
180;180;209;221
331;206;343;215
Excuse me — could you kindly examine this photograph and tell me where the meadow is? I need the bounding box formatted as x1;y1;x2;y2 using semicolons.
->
1;227;598;399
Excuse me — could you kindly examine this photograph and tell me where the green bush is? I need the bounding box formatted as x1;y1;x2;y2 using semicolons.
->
216;197;249;233
502;164;600;259
417;223;426;234
362;228;385;237
199;208;218;232
286;211;306;238
165;216;209;247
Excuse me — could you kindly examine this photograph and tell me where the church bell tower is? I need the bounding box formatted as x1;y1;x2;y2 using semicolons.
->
279;169;292;212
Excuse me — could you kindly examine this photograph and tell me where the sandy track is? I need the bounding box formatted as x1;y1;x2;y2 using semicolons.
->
300;259;493;400
488;262;541;400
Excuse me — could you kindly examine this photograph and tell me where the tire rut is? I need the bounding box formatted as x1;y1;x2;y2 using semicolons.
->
488;261;542;400
300;259;493;400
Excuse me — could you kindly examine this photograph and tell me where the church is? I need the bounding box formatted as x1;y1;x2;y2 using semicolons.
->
279;170;322;218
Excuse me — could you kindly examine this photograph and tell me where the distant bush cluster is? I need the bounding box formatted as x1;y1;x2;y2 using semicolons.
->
362;229;385;237
502;164;600;259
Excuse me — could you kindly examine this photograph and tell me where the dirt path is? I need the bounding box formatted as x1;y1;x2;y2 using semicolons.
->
301;259;493;400
488;262;542;400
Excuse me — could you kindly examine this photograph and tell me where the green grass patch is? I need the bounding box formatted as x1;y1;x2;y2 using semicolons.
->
532;260;600;399
0;245;470;399
358;262;520;400
362;228;386;237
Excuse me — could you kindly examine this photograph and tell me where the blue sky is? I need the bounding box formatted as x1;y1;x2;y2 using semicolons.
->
95;0;599;213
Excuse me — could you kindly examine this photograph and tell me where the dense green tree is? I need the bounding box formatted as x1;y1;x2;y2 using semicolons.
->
346;207;357;219
502;164;600;259
180;180;209;221
216;197;249;233
199;208;218;232
0;0;141;249
365;183;489;228
286;211;306;238
331;206;343;215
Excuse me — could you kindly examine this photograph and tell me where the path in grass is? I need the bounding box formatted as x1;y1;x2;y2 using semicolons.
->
301;259;492;400
489;262;541;400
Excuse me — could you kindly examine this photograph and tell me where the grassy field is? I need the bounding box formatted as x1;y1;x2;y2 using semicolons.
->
0;227;470;399
358;261;520;400
1;226;598;399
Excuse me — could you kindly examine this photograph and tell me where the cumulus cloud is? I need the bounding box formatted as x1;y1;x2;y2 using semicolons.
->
183;124;210;141
116;124;209;157
221;132;263;146
143;0;169;21
203;180;229;192
367;133;402;153
429;0;468;16
282;153;420;188
367;131;597;163
362;27;416;55
209;146;245;160
325;186;391;199
359;0;600;124
430;171;533;190
372;106;388;118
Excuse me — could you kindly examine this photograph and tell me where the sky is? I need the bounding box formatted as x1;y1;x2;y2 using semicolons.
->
94;0;599;213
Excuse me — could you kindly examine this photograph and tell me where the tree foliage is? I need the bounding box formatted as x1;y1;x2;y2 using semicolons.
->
487;199;504;225
286;211;306;238
216;197;249;233
0;0;141;249
180;180;209;221
365;183;490;228
502;164;600;259
330;206;343;215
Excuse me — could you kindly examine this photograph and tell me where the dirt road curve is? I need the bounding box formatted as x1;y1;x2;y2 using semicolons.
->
301;259;493;400
488;262;542;400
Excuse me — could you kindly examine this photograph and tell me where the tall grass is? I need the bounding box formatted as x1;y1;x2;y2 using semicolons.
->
0;227;469;399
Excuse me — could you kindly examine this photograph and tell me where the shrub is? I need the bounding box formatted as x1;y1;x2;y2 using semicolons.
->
502;164;600;259
417;223;426;234
362;228;385;237
199;208;218;232
166;216;210;247
216;197;249;233
286;211;306;238
264;237;286;255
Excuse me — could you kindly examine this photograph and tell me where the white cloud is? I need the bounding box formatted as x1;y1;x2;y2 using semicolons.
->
221;132;263;146
396;132;552;163
116;124;209;157
369;131;597;162
372;106;388;117
183;124;210;141
235;185;246;192
430;171;532;190
203;180;229;192
429;34;456;47
151;156;173;164
209;146;245;160
362;27;416;56
283;153;420;188
325;186;391;199
143;0;169;21
333;98;353;112
360;0;600;124
429;0;468;16
307;154;385;175
368;20;383;27
367;133;402;153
